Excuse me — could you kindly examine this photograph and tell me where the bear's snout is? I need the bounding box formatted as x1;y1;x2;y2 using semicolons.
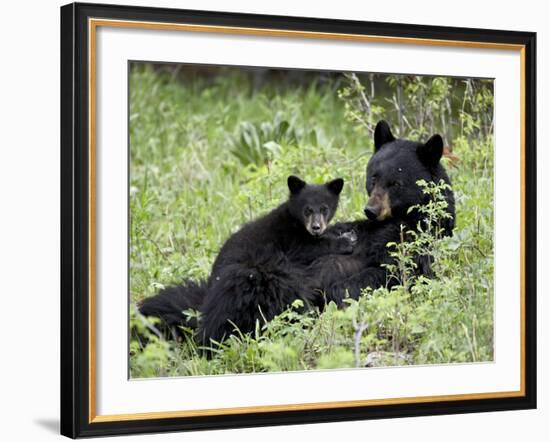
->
364;205;379;220
311;222;322;232
365;191;392;221
305;213;327;237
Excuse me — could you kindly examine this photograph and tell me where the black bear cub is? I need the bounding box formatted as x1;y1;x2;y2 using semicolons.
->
139;175;353;344
311;120;455;304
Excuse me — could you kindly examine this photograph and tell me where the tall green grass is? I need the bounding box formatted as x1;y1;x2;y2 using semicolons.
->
129;64;494;378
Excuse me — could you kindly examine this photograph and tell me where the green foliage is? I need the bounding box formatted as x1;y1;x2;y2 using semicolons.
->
337;73;384;137
228;112;299;166
341;73;494;143
129;64;494;378
129;306;174;378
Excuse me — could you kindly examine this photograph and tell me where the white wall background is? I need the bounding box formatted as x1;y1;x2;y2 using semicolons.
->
0;0;546;440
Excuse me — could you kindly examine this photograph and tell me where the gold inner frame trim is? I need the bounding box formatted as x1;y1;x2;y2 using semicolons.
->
88;17;527;424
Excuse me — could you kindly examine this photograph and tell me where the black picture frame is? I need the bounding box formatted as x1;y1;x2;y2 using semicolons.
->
60;2;537;438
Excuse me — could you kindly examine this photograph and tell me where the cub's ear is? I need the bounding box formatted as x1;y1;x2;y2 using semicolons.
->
417;134;444;166
326;178;344;195
374;120;395;152
288;175;307;194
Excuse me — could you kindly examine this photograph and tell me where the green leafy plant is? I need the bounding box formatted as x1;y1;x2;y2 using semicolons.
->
228;112;300;166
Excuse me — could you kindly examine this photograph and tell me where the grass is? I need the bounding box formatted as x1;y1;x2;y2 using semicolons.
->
129;63;494;378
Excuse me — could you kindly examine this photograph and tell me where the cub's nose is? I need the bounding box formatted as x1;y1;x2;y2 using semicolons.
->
311;223;321;232
364;205;379;220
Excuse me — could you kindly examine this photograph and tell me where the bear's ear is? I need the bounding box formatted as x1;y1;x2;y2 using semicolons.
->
288;175;307;194
374;120;395;152
417;134;444;167
326;178;344;195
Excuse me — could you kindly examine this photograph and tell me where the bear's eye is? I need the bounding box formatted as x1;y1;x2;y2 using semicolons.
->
388;181;401;188
304;207;313;216
320;205;329;215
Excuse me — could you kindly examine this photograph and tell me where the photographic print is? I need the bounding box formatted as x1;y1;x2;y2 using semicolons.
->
129;63;495;378
61;4;535;436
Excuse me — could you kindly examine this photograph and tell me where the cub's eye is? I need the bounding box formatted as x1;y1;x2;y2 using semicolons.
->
304;207;313;216
388;181;401;188
320;205;329;215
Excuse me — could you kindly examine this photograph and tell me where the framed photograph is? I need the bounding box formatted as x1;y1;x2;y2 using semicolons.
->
60;2;537;438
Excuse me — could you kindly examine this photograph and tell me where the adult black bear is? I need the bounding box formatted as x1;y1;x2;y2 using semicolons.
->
310;120;455;304
139;176;353;344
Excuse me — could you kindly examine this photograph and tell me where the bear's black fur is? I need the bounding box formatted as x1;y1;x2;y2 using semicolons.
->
309;120;455;305
138;281;205;338
139;176;353;344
